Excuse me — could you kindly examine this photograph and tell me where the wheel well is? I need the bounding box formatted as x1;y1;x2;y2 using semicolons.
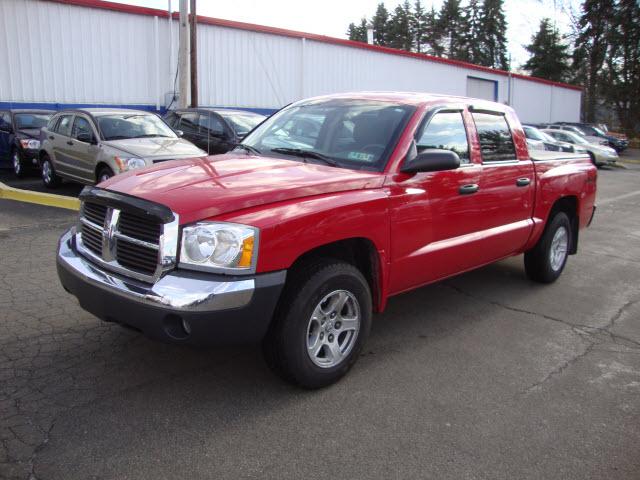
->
95;162;112;180
549;196;579;254
289;238;382;312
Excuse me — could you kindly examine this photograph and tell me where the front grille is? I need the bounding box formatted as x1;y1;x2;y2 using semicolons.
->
78;201;165;280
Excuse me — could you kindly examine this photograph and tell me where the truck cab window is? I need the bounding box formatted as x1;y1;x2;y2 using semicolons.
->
416;111;469;163
471;112;516;162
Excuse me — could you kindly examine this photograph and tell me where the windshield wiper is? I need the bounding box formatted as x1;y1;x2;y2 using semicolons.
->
233;144;261;155
132;134;172;138
270;148;339;167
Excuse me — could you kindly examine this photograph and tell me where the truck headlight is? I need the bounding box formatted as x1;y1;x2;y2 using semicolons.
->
179;222;258;273
19;139;40;149
115;156;146;172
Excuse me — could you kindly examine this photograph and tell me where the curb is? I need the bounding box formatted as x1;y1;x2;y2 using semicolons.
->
0;182;80;211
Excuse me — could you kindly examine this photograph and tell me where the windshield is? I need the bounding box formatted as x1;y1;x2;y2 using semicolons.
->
15;113;52;129
219;112;265;136
96;114;177;141
523;126;545;141
538;130;557;143
241;99;416;171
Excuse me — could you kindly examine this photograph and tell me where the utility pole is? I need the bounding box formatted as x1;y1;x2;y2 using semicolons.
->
178;0;189;108
189;0;198;107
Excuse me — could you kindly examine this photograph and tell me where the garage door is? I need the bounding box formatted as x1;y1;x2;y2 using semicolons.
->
466;77;497;101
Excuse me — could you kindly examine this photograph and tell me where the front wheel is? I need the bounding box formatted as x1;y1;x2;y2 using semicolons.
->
12;150;26;178
524;212;571;283
263;260;372;389
97;166;114;184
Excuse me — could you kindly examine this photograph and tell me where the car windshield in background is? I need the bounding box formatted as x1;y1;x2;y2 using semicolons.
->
538;130;558;143
97;114;177;141
524;126;545;141
219;112;264;136
15;113;52;129
241;100;416;171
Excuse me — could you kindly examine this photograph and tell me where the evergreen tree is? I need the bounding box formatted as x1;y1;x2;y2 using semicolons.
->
412;0;427;53
436;0;467;60
477;0;509;69
523;18;571;82
463;0;483;63
371;3;390;46
347;18;368;43
574;0;616;122
603;0;640;133
387;2;413;51
424;6;444;56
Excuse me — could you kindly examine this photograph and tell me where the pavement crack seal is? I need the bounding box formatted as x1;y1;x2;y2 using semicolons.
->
442;283;640;394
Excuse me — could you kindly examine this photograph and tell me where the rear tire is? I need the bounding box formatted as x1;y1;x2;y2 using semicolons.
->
262;260;372;389
524;212;571;283
41;155;61;188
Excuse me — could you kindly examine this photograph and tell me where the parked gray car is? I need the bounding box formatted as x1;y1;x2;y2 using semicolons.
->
39;108;206;187
542;129;618;166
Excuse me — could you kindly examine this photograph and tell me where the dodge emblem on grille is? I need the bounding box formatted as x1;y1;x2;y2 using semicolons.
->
102;207;120;262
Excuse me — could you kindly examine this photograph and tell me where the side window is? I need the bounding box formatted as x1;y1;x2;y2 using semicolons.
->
178;112;199;135
471;112;516;162
416;111;470;163
55;115;74;137
197;113;225;136
72;117;94;141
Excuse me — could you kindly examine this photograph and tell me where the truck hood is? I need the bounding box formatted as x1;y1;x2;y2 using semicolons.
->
102;153;385;224
102;137;205;160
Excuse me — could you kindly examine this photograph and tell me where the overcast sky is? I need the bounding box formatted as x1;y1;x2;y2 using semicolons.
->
114;0;580;69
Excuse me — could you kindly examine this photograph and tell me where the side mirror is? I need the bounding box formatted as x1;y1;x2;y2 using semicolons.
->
77;132;96;144
174;129;184;137
401;149;461;174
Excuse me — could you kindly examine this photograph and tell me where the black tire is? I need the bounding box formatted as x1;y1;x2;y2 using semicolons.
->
41;155;61;188
96;166;114;184
262;260;372;389
588;152;598;167
12;149;26;178
524;212;571;283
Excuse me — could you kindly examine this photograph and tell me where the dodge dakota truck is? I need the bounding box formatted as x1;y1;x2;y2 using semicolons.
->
57;92;597;388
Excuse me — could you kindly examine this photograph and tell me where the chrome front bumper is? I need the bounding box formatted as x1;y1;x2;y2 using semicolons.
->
57;227;286;345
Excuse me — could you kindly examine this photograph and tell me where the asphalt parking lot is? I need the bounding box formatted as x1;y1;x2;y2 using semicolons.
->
1;158;640;480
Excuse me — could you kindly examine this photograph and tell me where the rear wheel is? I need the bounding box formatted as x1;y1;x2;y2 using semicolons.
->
12;150;26;178
41;155;61;188
524;212;571;283
263;260;372;389
97;166;114;184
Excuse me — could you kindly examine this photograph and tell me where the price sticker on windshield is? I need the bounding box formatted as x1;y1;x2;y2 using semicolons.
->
347;151;375;162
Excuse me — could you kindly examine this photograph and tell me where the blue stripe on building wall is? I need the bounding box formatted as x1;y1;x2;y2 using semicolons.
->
0;101;277;117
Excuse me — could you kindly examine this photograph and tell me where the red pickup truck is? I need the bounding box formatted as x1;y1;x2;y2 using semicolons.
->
57;92;597;388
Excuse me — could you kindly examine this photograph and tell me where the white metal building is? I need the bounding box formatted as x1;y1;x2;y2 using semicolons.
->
0;0;582;123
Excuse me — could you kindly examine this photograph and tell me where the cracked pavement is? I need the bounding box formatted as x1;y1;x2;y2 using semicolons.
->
1;163;640;479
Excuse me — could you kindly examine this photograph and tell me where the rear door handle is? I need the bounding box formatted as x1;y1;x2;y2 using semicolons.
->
516;177;531;187
459;184;479;195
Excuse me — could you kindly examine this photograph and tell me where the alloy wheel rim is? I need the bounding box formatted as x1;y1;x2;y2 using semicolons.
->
306;290;360;368
13;153;20;174
549;226;568;271
42;161;52;183
99;173;111;183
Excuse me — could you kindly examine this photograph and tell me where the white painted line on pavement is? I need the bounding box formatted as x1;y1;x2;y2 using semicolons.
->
599;190;640;206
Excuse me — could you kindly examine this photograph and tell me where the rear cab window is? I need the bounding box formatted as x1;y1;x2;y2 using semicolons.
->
415;111;470;163
471;112;516;162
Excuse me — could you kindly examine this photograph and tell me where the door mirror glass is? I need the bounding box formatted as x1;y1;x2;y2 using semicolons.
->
401;149;461;173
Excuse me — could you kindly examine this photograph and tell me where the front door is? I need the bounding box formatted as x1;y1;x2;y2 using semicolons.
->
68;115;100;182
388;108;486;294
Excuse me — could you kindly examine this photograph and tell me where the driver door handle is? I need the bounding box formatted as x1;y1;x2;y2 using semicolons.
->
458;184;479;195
516;177;531;187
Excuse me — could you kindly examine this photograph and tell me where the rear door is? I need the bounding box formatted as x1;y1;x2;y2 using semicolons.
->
197;112;231;154
50;114;75;175
470;110;535;258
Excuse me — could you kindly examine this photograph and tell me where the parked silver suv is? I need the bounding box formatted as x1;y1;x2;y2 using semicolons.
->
39;108;206;187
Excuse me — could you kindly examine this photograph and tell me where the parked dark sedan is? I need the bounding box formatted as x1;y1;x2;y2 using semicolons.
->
0;109;54;177
163;108;266;154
